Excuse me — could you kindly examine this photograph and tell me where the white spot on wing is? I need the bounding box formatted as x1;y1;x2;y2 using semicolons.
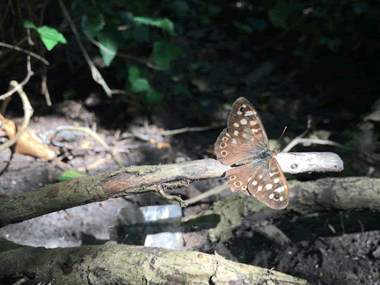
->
280;196;284;201
274;178;280;183
245;111;254;116
234;123;239;127
234;130;239;136
258;186;263;191
252;181;258;186
274;186;285;193
266;184;273;190
269;194;274;199
241;119;247;125
237;111;242;115
269;172;275;177
232;138;237;144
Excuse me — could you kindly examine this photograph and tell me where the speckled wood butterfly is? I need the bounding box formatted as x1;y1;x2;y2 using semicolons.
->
215;97;289;209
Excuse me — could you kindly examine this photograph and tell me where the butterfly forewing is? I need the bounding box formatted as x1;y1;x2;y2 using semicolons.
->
227;97;269;148
215;128;261;166
214;97;289;209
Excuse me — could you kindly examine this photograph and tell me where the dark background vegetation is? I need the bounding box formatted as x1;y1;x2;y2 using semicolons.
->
1;0;380;284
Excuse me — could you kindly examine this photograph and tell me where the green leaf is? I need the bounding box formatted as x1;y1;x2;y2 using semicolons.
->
24;20;37;29
353;2;370;15
24;21;67;50
81;7;105;40
87;7;105;32
128;65;150;93
247;17;268;31
97;31;118;66
59;170;84;181
37;26;67;51
133;17;177;36
144;89;165;103
153;39;182;69
233;21;253;33
132;78;150;93
268;2;306;30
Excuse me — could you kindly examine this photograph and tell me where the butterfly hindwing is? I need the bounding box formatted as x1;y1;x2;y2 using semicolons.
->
246;157;289;209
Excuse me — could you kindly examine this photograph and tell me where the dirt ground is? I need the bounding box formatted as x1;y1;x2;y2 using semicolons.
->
1;97;379;284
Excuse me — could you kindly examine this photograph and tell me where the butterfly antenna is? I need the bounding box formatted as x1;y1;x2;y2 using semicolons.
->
277;126;287;152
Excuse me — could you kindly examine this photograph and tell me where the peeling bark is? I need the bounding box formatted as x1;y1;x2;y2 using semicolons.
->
0;241;307;285
0;153;343;227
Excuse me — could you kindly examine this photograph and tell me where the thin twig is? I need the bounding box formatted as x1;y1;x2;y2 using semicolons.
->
282;138;345;153
0;42;49;65
124;123;225;141
161;123;224;136
41;74;52;106
0;56;34;100
0;77;34;154
59;0;112;97
51;126;125;168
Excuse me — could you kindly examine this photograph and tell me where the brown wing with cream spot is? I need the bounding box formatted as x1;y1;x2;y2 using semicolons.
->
247;156;289;209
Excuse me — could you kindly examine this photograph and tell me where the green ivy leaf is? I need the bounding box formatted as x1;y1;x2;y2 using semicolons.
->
153;39;182;69
128;65;150;93
24;21;67;51
268;1;306;30
59;170;84;181
144;89;165;103
97;31;118;66
87;7;105;32
233;21;253;33
37;26;67;50
81;7;105;40
23;20;36;29
133;17;177;36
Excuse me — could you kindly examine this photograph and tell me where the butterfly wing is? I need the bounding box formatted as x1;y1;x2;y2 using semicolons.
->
214;97;269;166
214;128;258;166
214;97;289;209
246;156;289;209
227;97;269;148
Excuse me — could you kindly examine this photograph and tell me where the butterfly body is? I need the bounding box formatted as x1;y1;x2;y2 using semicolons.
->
214;97;289;209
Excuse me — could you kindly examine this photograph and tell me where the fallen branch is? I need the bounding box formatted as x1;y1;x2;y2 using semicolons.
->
0;241;307;285
0;152;343;227
187;177;380;243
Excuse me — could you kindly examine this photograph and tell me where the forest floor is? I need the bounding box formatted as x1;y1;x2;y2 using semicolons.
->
1;19;380;285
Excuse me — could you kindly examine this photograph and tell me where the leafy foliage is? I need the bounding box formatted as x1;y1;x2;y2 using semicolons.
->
16;0;380;104
24;20;67;51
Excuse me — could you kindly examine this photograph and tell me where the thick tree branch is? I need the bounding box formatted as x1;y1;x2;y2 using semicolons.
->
188;177;380;243
0;241;307;284
0;153;343;227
